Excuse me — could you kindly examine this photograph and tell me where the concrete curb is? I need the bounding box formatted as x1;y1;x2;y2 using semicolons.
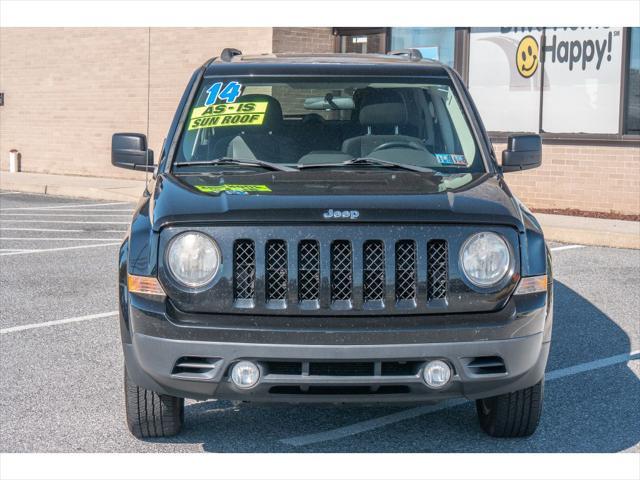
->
543;227;640;250
1;179;143;202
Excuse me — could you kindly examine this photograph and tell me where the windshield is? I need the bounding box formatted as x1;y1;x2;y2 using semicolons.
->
174;76;485;173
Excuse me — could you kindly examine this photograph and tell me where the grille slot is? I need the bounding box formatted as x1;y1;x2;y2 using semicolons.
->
309;362;374;377
172;356;220;376
331;240;353;302
265;240;288;302
233;240;256;302
269;385;410;395
466;356;506;375
381;361;422;376
363;241;385;302
427;240;448;300
395;240;417;301
298;240;320;302
264;361;303;375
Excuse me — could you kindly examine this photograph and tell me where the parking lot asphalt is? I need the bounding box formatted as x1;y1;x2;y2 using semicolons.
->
0;190;638;453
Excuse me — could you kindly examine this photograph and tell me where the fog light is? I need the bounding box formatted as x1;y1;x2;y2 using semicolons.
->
230;361;260;389
422;360;452;388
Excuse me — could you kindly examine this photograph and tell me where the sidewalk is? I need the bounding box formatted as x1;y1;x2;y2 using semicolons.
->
0;171;146;202
1;171;639;249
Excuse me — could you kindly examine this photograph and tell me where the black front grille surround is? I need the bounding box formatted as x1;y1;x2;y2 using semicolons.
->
161;224;520;316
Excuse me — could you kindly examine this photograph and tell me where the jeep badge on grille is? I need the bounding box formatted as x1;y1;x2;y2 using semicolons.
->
323;209;360;220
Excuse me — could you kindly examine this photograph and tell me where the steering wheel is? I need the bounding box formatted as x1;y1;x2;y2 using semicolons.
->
370;141;427;153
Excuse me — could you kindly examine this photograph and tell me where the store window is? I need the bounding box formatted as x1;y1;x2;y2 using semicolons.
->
541;27;624;134
468;28;543;132
624;27;640;134
335;28;387;54
390;28;456;66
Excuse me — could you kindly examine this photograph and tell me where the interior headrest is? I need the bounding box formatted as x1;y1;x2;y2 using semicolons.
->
357;89;408;126
235;94;283;129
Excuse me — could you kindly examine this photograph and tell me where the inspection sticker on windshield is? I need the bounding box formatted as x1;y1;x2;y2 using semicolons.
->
195;184;272;193
188;101;269;130
436;153;468;166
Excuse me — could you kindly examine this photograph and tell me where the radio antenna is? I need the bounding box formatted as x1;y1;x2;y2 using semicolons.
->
145;27;151;193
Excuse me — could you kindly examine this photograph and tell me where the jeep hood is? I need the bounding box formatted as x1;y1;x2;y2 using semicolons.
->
148;170;524;231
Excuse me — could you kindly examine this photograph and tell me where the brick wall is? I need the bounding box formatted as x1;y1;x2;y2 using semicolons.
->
495;142;640;215
272;28;335;54
0;27;272;179
1;28;638;215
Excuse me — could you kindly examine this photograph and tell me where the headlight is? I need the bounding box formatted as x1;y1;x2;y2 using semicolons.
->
166;232;220;288
460;232;511;287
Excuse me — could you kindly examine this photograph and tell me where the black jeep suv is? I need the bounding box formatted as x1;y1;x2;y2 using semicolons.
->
113;49;552;439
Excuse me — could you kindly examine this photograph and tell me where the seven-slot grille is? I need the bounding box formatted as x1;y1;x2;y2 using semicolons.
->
233;239;448;308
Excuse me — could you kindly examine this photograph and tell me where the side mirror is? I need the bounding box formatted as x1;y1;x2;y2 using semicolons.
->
501;134;541;172
111;133;154;171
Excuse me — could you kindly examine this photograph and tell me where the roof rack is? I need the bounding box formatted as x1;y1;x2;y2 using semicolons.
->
220;48;242;62
387;49;423;62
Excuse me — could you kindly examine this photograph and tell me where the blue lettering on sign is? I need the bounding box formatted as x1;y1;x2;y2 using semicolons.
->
204;81;243;106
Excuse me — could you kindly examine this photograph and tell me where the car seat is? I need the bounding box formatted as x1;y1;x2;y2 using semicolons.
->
209;94;298;163
341;89;421;157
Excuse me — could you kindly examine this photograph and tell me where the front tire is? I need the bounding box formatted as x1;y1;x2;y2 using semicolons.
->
476;379;544;437
124;368;184;438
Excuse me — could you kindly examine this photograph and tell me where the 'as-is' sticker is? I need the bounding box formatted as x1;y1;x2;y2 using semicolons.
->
188;101;269;130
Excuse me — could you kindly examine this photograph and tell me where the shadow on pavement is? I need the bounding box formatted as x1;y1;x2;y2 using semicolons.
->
149;281;639;452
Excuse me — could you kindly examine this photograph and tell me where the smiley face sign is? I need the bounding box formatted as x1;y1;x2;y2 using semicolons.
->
516;35;540;78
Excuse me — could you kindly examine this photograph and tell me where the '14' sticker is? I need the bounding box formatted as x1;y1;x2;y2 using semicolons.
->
204;81;243;106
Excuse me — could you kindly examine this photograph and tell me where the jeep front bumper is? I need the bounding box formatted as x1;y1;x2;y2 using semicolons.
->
122;292;551;403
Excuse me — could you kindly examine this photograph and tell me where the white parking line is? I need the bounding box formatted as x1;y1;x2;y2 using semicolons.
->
0;209;134;213
0;248;38;253
0;311;119;334
550;245;585;252
0;242;121;256
0;237;123;242
0;202;131;211
0;213;132;217
1;228;87;232
1;228;127;233
0;220;130;224
280;350;640;447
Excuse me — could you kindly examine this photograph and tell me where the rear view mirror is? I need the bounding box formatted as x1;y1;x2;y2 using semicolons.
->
111;133;154;171
501;134;542;172
304;96;355;111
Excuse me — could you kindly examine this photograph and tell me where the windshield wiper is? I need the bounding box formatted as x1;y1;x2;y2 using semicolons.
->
174;157;296;172
298;157;434;173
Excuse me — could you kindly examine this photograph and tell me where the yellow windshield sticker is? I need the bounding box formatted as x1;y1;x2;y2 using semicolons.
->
188;101;269;130
195;184;272;193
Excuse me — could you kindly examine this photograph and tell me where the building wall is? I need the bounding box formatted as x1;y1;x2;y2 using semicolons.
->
272;27;335;54
494;142;640;215
0;27;273;179
1;27;638;215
